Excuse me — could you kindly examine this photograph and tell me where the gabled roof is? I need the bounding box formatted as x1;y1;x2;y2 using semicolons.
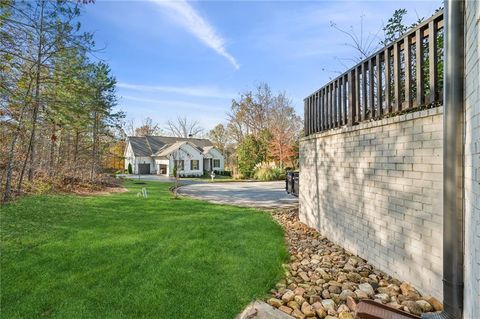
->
127;136;214;157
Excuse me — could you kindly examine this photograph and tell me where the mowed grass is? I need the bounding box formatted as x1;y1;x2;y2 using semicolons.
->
0;181;287;319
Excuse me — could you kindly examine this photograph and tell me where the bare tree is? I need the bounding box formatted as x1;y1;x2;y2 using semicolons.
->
135;117;162;136
328;15;382;72
166;116;204;138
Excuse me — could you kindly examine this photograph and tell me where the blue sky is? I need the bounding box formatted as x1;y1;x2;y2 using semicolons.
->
80;0;441;131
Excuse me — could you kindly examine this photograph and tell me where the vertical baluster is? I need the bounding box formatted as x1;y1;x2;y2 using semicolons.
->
384;47;391;114
315;91;318;133
312;93;316;134
323;88;327;130
404;35;412;109
348;70;356;126
415;28;424;107
428;20;438;103
393;41;401;112
336;80;341;126
355;66;361;123
333;81;338;128
319;89;323;131
336;80;340;127
343;75;348;125
304;98;308;136
318;89;325;131
361;62;367;121
368;58;375;119
335;81;339;127
376;53;383;118
325;86;329;129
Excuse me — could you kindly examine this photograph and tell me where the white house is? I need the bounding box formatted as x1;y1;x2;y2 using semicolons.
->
124;136;225;176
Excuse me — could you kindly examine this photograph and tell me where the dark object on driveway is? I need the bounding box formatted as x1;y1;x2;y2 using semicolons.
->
285;171;299;197
356;300;421;319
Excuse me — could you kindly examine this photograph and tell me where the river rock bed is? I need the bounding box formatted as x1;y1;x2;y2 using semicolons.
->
266;208;443;319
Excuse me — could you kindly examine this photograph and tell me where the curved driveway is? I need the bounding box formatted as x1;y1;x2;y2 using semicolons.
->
177;181;298;209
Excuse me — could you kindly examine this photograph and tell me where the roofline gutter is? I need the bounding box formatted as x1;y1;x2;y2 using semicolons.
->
422;0;465;318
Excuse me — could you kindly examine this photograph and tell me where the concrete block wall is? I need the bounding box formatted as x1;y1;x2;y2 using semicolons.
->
299;107;444;299
464;0;480;317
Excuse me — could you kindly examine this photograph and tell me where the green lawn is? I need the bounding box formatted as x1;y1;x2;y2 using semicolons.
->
0;181;287;319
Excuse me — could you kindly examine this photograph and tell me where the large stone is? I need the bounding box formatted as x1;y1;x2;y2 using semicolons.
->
346;296;357;311
337;304;350;313
401;300;423;315
294;287;306;296
317;268;331;281
282;290;295;303
299;272;310;282
301;302;316;317
338;311;354;319
312;302;327;318
424;296;443;311
400;282;420;297
291;308;306;319
279;306;293;315
339;289;355;301
374;293;390;303
358;283;375;297
416;299;433;312
354;289;369;299
321;299;336;312
328;285;342;294
267;298;283;308
288;301;300;309
346;272;362;283
294;295;306;305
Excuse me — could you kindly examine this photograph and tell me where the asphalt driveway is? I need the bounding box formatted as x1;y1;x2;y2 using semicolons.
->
177;181;298;209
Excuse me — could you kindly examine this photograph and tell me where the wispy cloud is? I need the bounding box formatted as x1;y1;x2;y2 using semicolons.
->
151;0;239;69
118;82;235;99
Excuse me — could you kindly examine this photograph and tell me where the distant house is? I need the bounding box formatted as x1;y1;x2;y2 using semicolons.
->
124;136;225;176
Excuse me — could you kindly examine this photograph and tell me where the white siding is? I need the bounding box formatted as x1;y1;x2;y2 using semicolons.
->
207;148;225;171
168;143;204;176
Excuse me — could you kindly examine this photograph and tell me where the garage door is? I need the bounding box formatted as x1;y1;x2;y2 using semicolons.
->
138;163;150;174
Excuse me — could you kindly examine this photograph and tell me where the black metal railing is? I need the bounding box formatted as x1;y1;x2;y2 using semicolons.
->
304;11;444;136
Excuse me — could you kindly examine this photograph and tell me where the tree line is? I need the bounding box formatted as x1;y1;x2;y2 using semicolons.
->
1;0;124;202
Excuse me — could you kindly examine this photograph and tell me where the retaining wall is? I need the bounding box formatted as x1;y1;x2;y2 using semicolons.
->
299;107;444;299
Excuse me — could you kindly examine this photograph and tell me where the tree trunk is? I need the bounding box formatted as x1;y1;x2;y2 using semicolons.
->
27;0;45;182
2;79;33;202
90;110;98;181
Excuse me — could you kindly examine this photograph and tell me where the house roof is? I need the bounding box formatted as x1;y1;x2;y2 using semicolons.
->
127;136;214;157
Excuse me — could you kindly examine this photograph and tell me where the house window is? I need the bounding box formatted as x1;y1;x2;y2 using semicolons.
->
175;160;184;170
191;160;199;170
213;159;220;168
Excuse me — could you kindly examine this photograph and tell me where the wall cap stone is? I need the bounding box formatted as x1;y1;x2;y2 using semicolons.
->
301;106;444;142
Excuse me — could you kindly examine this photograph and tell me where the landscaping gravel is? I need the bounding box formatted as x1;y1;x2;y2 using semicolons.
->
266;208;444;319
